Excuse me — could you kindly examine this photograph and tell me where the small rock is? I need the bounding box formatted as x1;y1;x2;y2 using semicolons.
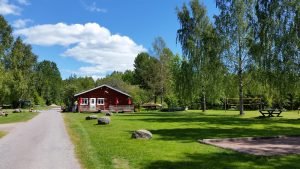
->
105;112;113;116
0;111;8;117
13;109;22;113
98;116;111;125
132;129;152;139
85;115;98;120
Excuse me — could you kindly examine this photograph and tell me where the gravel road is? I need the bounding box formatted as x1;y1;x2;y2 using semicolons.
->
0;122;24;132
0;109;81;169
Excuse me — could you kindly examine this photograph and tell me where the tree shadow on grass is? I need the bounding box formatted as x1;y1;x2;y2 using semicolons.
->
150;126;300;142
129;113;300;128
144;151;300;169
122;111;199;117
123;112;300;141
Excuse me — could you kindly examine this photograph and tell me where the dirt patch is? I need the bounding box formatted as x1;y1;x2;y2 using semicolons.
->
199;136;300;156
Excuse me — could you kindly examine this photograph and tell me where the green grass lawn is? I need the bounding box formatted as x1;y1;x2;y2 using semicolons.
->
64;110;300;169
0;111;38;124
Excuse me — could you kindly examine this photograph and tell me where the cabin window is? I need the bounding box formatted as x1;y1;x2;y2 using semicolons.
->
97;98;104;105
81;98;89;105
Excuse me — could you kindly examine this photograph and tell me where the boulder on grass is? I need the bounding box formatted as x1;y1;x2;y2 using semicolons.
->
98;116;111;125
13;109;22;113
85;115;98;120
0;111;8;117
105;112;113;116
132;129;152;139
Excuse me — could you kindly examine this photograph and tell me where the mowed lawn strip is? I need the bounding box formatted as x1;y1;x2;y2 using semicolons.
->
64;110;300;169
0;111;38;124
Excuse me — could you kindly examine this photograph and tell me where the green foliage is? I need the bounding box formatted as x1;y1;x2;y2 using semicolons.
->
0;15;13;60
35;60;62;105
4;37;37;107
215;0;256;115
66;75;95;91
164;92;178;108
122;70;135;84
0;64;11;104
249;0;300;108
133;38;178;106
133;52;159;90
33;90;46;106
96;72;126;89
0;15;66;107
177;0;225;111
96;72;151;106
0;2;299;112
62;83;79;108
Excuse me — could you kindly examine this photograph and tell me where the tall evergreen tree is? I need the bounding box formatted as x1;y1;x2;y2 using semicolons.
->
133;52;161;103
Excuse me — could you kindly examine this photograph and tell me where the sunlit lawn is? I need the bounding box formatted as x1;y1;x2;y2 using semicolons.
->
64;110;300;169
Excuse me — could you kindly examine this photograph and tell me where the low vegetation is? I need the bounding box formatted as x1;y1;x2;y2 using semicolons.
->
0;131;6;138
0;111;38;124
64;110;300;169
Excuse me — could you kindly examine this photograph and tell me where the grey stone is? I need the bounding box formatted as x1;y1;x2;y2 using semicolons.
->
132;129;152;139
0;111;8;117
85;115;98;120
13;109;22;113
105;112;113;116
98;116;111;125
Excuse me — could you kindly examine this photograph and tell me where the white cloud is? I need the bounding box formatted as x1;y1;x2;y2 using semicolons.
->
86;2;106;13
0;0;20;15
12;18;32;28
15;22;146;77
17;0;29;5
81;1;106;13
91;75;104;80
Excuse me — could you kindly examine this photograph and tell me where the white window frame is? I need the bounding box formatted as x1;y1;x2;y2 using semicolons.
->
97;98;105;105
81;98;89;105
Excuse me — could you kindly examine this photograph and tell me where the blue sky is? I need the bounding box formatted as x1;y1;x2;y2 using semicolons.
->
1;0;218;79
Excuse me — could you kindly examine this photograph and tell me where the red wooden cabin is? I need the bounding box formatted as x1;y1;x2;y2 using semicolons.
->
74;84;133;112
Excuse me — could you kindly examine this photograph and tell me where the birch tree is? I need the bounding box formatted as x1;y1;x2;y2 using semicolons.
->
215;0;255;115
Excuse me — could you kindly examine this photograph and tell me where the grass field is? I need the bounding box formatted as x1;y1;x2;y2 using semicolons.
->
0;111;38;124
64;110;300;169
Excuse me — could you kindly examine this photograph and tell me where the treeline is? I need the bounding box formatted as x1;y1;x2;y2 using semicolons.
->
174;0;299;114
0;16;63;107
0;0;299;112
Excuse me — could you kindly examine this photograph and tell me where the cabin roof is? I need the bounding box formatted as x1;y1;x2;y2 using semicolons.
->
74;84;131;97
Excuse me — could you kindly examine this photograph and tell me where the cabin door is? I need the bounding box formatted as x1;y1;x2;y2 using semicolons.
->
90;98;96;111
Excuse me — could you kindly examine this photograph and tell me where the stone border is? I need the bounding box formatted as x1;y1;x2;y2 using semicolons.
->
198;135;300;156
198;135;300;144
